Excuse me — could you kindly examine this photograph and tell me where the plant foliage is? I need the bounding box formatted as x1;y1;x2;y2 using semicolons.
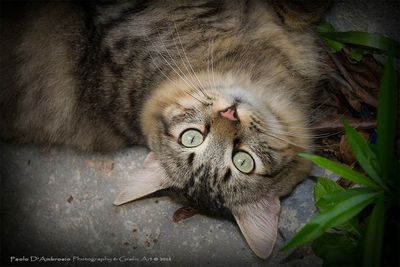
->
282;21;399;266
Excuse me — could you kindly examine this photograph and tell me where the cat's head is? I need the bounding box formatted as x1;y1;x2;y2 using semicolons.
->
114;73;312;258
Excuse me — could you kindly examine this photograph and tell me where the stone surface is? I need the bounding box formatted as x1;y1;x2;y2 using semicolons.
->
325;0;400;42
1;142;336;266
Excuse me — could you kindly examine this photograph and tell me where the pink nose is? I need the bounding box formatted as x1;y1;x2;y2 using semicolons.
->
220;105;238;121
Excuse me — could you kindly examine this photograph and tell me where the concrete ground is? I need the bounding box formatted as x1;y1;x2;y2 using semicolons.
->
1;143;333;266
1;1;399;266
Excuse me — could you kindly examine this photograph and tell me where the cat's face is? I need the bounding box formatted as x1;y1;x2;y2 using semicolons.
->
115;73;312;258
141;73;312;209
149;87;292;212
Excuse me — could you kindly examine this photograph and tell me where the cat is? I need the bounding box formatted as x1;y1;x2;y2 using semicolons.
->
0;0;330;259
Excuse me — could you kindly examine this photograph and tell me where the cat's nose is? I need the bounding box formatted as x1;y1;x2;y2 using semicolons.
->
220;105;239;121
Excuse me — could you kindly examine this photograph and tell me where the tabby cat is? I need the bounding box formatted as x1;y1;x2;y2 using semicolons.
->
0;0;329;259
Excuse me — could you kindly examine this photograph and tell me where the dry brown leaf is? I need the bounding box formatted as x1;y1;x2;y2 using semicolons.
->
173;206;198;223
339;131;370;165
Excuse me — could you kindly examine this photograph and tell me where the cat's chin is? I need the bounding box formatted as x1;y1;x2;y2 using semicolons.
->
114;151;281;260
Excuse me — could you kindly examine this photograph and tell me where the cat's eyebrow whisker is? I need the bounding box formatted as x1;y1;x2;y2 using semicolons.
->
167;26;210;102
145;37;207;106
155;30;202;95
209;34;218;92
210;36;217;90
147;38;207;105
184;91;208;105
206;35;213;90
147;56;204;106
146;46;179;87
170;33;196;89
206;33;216;91
148;36;196;91
173;22;209;97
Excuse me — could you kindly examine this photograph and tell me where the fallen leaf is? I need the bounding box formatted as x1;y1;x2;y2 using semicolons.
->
173;206;198;223
313;115;376;133
339;131;370;165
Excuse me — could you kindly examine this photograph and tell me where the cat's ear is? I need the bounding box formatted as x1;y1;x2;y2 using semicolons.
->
231;195;281;259
113;152;169;206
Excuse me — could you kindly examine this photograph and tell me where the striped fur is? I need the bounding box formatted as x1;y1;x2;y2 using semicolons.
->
1;0;329;258
1;0;327;217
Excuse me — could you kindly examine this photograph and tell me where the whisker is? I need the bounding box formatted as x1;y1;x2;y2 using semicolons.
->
263;131;331;150
169;27;210;102
309;96;337;115
155;30;201;94
210;34;217;90
173;22;208;96
264;127;348;139
185;91;208;104
147;37;194;90
206;34;213;90
146;45;178;86
145;37;207;105
262;131;310;149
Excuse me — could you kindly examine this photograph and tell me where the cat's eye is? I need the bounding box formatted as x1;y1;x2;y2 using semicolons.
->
180;129;204;147
233;151;254;173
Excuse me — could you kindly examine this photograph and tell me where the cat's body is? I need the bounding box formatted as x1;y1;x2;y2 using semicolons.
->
1;0;323;151
0;0;328;259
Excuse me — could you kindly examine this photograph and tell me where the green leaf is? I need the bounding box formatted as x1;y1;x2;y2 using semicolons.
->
377;56;398;183
317;21;336;33
313;178;361;237
299;153;380;189
319;32;400;57
349;49;364;61
362;195;385;266
343;121;384;187
317;21;345;52
314;177;344;209
317;188;375;211
322;37;346;53
282;192;378;250
333;218;361;238
312;233;358;266
370;143;379;155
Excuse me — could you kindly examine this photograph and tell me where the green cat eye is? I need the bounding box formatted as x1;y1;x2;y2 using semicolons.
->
180;129;204;147
233;151;254;173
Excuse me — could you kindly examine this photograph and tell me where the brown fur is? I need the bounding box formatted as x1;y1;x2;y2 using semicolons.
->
0;1;321;209
1;0;328;222
1;0;327;150
1;0;330;258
